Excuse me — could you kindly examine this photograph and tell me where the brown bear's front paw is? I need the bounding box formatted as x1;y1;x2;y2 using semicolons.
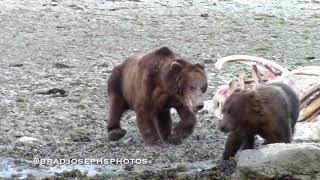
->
167;135;182;145
108;128;126;141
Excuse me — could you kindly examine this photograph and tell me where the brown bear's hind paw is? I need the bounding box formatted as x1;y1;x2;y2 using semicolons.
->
108;128;126;141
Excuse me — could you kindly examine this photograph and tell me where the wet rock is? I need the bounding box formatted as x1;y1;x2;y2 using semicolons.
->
9;63;24;67
234;143;320;179
97;62;110;67
37;88;68;97
68;4;84;11
200;13;209;18
305;56;316;60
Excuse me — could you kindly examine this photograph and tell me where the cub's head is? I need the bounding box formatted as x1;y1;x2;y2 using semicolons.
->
165;59;207;114
218;89;262;133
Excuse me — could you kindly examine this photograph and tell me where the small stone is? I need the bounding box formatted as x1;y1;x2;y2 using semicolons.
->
9;63;24;67
18;136;42;144
305;56;315;60
123;136;133;144
200;13;209;18
68;4;84;11
54;63;73;68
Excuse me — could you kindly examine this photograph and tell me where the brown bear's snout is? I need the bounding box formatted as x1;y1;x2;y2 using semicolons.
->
186;91;206;114
197;104;204;111
190;102;204;113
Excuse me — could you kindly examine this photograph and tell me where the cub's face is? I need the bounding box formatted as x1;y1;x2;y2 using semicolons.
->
218;90;247;133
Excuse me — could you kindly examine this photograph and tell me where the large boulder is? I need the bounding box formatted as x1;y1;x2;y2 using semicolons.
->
233;143;320;180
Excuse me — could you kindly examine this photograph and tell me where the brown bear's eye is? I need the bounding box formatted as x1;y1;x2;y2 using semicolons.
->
190;86;196;91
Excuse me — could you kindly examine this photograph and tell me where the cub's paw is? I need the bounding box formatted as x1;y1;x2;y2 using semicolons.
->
108;129;126;141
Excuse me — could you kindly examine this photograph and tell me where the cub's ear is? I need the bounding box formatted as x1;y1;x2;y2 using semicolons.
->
195;63;205;69
170;61;183;72
247;91;257;98
247;91;260;103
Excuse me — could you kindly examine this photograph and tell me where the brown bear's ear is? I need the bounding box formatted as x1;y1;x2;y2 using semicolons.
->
165;61;183;94
247;91;259;104
195;63;205;69
170;61;183;72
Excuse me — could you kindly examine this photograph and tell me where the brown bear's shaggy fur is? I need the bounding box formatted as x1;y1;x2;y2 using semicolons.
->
107;47;207;145
219;82;300;160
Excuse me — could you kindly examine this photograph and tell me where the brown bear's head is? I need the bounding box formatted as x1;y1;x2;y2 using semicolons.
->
165;59;207;114
218;89;262;133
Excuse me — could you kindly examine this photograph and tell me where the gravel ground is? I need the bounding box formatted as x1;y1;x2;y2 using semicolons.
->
0;0;319;178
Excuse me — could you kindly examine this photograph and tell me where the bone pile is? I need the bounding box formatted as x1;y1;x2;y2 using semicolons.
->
212;55;320;122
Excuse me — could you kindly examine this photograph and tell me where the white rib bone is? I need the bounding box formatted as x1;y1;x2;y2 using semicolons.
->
215;55;289;75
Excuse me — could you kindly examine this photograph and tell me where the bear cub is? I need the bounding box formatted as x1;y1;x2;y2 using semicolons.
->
219;82;300;160
107;47;207;145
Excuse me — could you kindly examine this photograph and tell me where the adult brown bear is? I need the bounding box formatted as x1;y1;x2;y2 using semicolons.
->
107;47;207;145
218;82;300;160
